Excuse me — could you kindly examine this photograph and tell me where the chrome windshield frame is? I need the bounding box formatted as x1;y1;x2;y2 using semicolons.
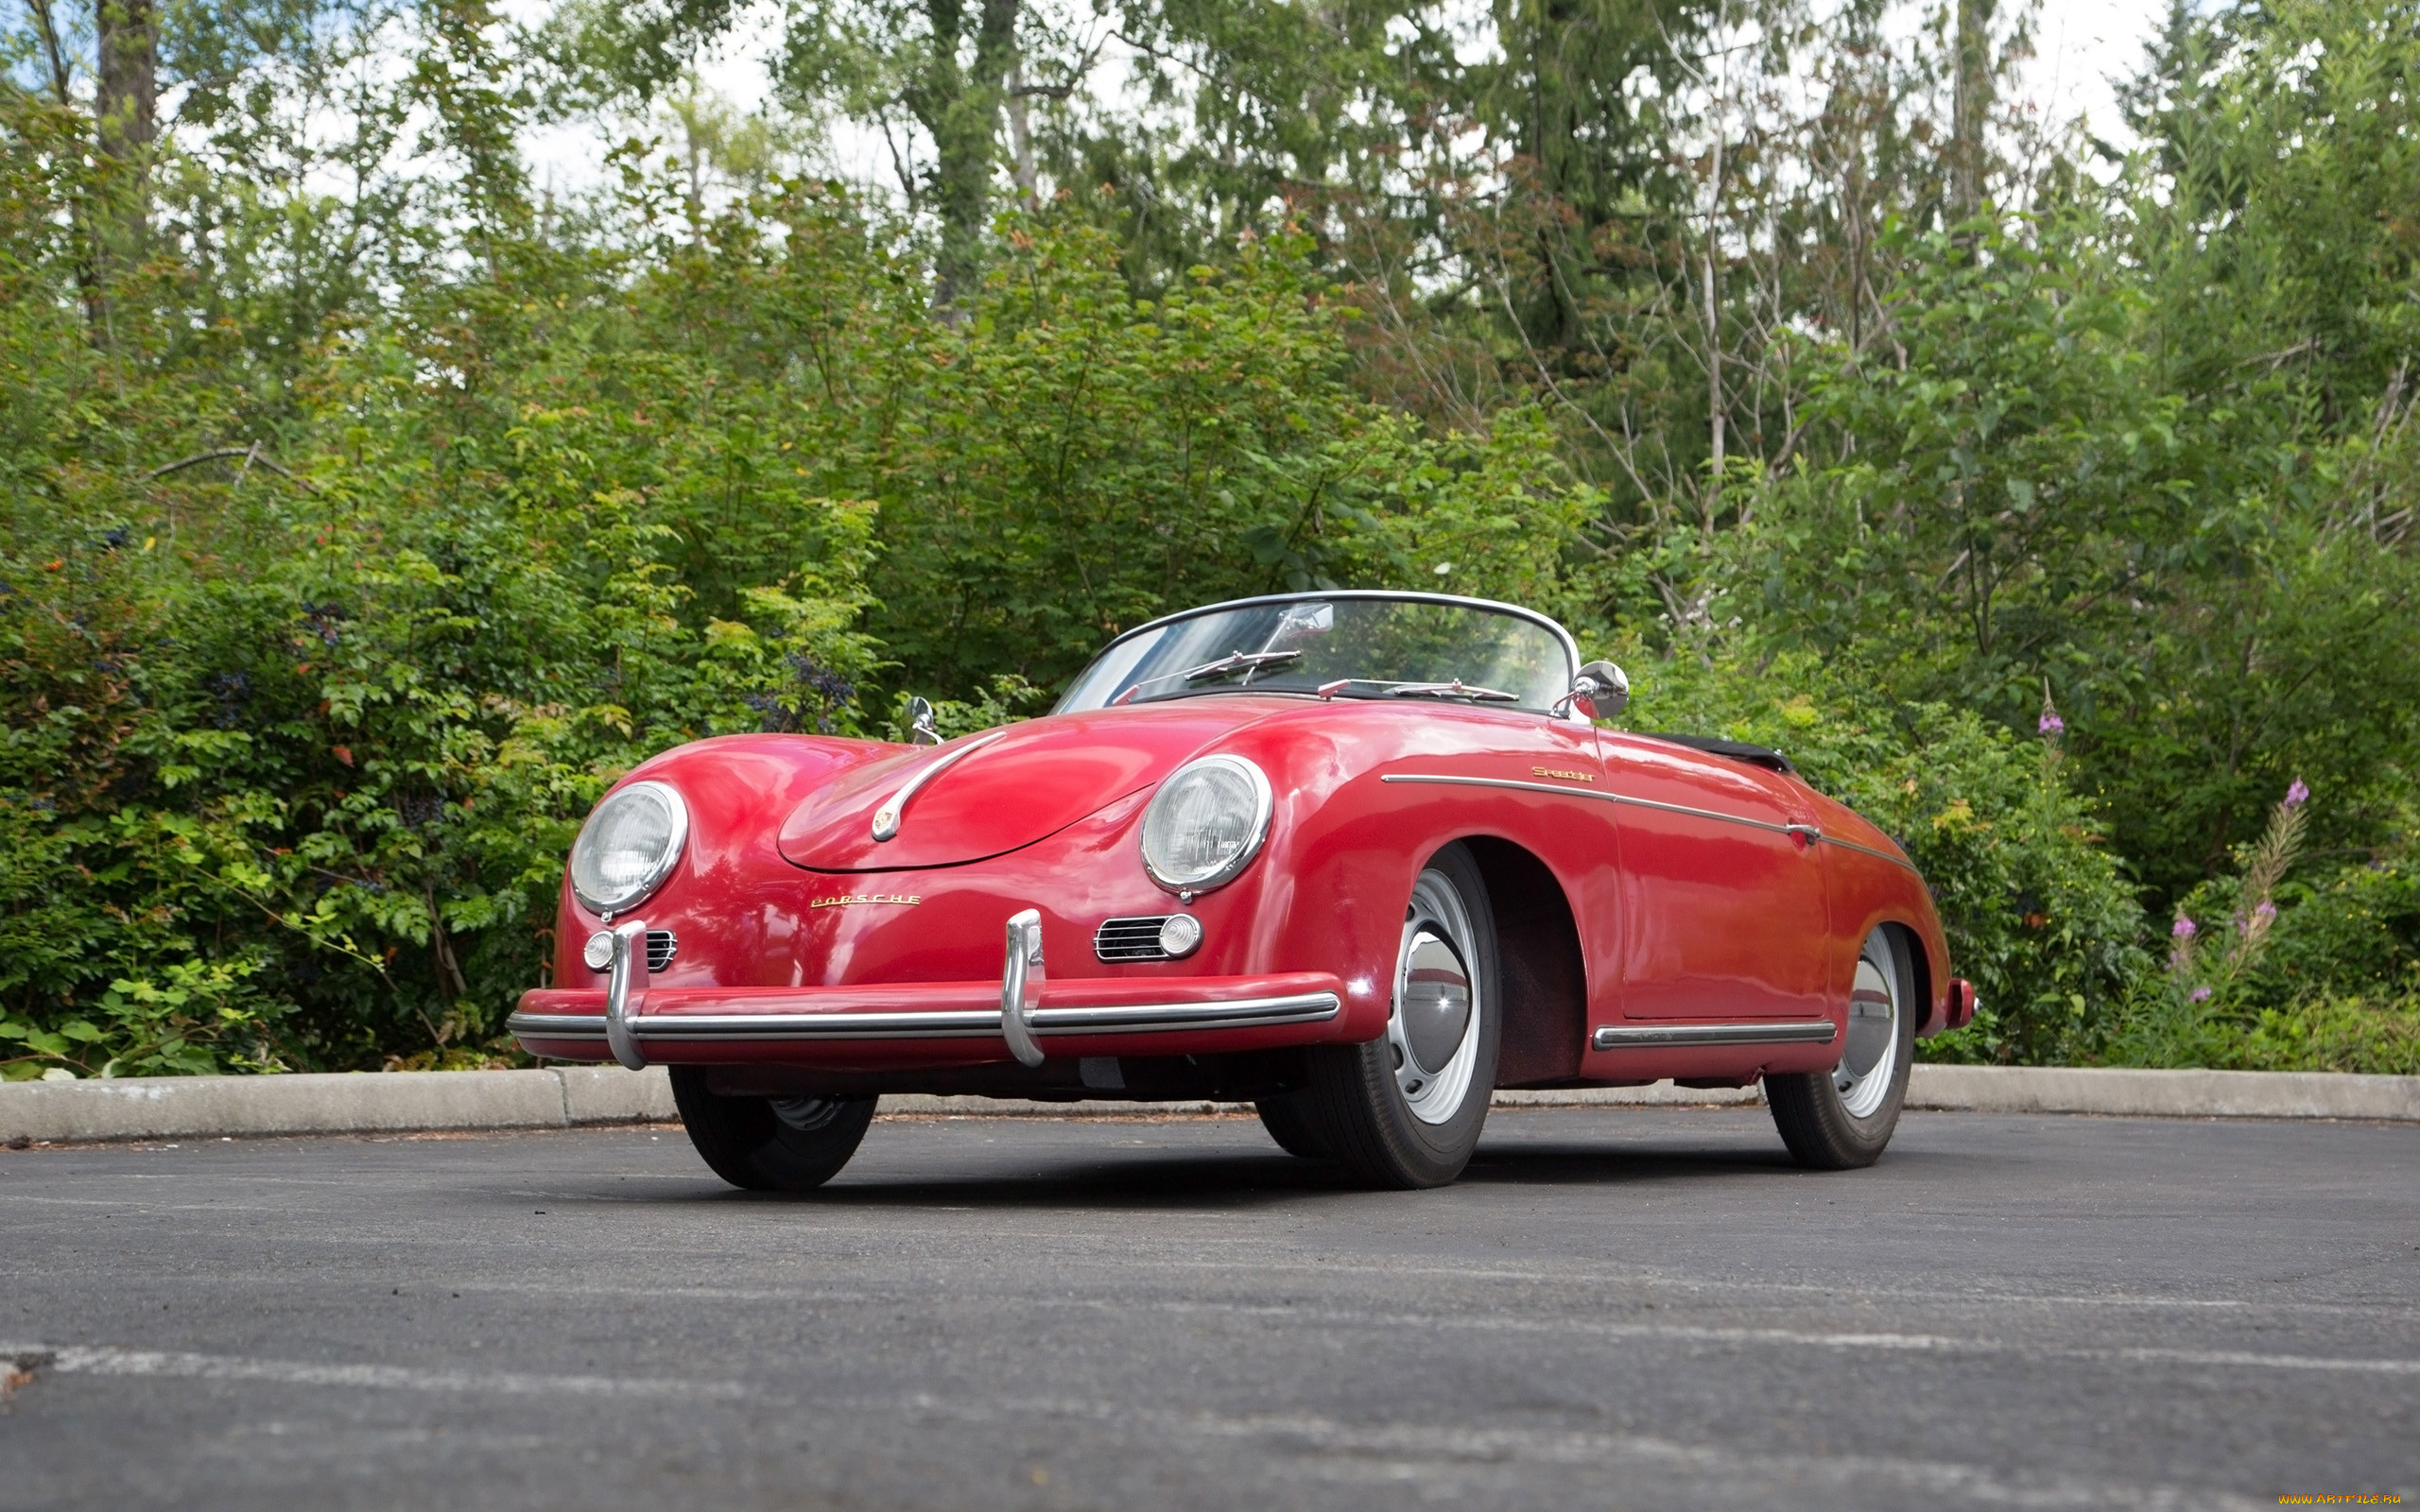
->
1053;591;1585;719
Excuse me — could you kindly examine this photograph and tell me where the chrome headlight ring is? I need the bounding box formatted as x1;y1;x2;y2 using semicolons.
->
1139;755;1273;895
569;780;690;919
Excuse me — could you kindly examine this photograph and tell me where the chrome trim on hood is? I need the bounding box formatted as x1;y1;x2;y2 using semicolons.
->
870;729;1010;842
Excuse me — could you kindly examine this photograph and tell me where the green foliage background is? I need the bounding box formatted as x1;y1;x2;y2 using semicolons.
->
3;0;2415;1075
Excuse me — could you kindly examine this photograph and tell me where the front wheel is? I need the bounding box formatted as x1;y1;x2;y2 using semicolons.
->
1253;1090;1335;1160
1765;926;1915;1169
1298;844;1500;1189
670;1068;875;1192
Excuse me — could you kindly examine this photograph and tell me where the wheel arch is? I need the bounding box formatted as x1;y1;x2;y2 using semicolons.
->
1874;917;1939;1038
1456;835;1590;1089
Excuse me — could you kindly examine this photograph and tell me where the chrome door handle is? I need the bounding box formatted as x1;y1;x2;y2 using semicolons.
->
1783;823;1822;843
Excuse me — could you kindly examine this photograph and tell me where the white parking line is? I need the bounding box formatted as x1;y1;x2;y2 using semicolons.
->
0;1344;752;1400
1045;1297;2420;1375
904;1394;2275;1512
0;1340;2342;1506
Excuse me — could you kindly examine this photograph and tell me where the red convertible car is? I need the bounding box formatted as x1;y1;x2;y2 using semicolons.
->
510;592;1975;1190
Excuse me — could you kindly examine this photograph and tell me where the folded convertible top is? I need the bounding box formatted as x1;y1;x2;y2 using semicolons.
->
1634;732;1798;777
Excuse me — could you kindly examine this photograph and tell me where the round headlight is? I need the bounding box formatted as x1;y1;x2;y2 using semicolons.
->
569;781;689;918
1140;756;1272;892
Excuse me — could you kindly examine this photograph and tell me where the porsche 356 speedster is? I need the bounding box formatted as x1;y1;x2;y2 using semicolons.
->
509;591;1977;1190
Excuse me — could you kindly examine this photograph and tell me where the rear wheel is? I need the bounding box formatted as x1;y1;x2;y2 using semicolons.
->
670;1068;875;1192
1299;844;1500;1189
1766;927;1915;1169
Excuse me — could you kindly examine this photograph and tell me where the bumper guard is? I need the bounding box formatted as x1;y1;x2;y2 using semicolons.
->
510;911;1342;1066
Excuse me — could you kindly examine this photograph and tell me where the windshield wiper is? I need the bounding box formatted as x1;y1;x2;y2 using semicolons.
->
1111;648;1305;706
1383;679;1519;703
1180;649;1302;683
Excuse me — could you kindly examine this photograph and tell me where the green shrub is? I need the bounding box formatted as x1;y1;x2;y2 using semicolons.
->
2090;795;2419;1074
0;194;1595;1077
1611;643;2150;1064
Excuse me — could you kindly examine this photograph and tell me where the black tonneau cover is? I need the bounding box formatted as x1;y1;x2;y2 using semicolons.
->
1634;732;1797;777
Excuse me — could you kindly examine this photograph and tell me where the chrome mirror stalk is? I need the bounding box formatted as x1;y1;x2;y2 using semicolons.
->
906;696;941;746
1000;908;1046;1068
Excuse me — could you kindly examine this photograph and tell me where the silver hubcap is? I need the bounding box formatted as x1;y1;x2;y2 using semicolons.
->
1835;932;1901;1120
769;1095;845;1133
1388;869;1483;1125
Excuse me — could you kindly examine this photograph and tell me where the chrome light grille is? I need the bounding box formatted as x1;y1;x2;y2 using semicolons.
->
646;929;678;972
1095;916;1177;962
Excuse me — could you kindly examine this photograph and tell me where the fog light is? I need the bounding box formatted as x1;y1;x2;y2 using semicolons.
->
1157;913;1203;959
583;931;614;971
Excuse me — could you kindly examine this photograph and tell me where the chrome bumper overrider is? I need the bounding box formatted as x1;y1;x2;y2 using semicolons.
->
507;908;1341;1068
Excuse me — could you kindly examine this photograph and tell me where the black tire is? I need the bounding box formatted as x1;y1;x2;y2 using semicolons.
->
1299;843;1501;1190
670;1067;875;1193
1254;1091;1335;1160
1766;927;1917;1170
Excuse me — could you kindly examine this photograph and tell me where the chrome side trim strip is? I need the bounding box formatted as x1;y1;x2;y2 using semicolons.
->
505;991;1341;1045
1591;1020;1839;1051
871;729;1011;842
1383;772;1793;834
1378;773;1921;873
1817;833;1915;869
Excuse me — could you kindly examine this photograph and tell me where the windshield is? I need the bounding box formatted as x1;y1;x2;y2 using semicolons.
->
1055;595;1576;714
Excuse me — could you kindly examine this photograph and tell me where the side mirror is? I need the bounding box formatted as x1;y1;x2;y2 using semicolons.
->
1565;661;1629;720
906;696;942;746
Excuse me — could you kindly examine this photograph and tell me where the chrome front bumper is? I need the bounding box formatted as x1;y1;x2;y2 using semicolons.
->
507;910;1342;1069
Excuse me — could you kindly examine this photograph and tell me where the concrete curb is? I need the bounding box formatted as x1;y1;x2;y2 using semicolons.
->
0;1066;679;1144
1903;1063;2420;1122
1;1063;2412;1145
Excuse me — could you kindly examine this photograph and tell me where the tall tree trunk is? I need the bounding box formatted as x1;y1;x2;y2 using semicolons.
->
1005;63;1039;213
1950;0;1993;223
1700;9;1731;532
95;0;158;244
917;0;1021;311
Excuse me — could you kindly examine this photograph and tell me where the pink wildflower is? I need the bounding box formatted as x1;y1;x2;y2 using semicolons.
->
2284;779;2308;809
2255;901;2276;923
2188;988;2212;1003
2038;711;2065;736
2171;916;2197;939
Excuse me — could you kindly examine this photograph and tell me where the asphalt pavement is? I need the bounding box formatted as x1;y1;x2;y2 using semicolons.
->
3;1106;2414;1510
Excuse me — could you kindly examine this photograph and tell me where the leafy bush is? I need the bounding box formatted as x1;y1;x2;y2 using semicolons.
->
0;187;1593;1078
2092;790;2420;1074
1612;643;2150;1064
0;451;879;1079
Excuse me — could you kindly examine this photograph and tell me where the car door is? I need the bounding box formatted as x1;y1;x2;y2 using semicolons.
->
1595;732;1831;1022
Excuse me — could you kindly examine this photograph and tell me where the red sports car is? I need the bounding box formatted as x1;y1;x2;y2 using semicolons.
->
510;592;1975;1190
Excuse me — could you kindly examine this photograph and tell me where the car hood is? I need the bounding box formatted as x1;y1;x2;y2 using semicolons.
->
777;699;1288;872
